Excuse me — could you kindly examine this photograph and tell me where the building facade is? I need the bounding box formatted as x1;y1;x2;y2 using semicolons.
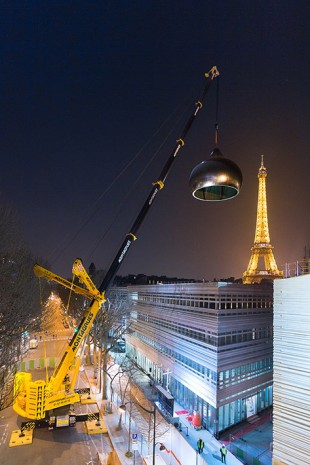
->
124;281;273;436
273;270;310;465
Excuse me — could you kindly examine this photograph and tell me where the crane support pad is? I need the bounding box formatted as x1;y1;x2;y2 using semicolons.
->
9;429;33;447
85;418;108;434
76;412;100;423
80;392;97;404
75;387;91;395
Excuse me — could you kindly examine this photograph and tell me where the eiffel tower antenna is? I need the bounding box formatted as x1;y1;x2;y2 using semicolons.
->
243;156;283;284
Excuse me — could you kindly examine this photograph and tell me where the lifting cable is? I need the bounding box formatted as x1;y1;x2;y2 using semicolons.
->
38;276;43;307
37;277;49;383
86;97;193;261
84;100;191;264
46;94;194;268
214;75;220;146
65;273;76;316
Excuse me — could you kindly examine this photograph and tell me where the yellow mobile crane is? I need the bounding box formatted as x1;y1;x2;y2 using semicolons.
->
13;259;105;421
12;67;242;428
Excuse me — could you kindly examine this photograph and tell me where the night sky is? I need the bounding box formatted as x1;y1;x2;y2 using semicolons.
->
1;1;309;281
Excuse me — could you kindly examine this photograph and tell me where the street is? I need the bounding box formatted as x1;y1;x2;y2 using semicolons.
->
0;293;113;465
0;367;112;465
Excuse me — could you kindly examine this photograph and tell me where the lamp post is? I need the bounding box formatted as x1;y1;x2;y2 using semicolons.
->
119;401;134;457
155;442;166;451
119;401;162;465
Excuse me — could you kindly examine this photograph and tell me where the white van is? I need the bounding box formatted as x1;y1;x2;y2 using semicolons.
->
29;338;38;349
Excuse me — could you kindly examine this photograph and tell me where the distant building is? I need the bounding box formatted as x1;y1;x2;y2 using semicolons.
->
123;280;273;436
113;274;199;287
273;266;310;465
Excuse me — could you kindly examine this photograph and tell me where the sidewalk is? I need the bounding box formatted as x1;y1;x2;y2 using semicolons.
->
84;366;143;465
84;365;244;465
129;367;272;465
169;406;244;465
221;413;273;465
101;404;144;465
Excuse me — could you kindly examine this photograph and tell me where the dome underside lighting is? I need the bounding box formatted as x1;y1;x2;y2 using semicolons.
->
194;184;239;201
189;150;242;202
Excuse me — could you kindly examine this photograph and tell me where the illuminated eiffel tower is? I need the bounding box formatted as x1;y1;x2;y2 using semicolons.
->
243;156;283;284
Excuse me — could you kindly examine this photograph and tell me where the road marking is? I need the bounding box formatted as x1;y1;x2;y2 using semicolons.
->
0;423;9;446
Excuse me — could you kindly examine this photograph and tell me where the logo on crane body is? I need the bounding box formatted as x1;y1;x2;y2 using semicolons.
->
149;188;159;205
72;312;93;352
118;239;131;264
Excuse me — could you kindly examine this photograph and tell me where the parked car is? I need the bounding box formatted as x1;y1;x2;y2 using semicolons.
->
111;340;126;353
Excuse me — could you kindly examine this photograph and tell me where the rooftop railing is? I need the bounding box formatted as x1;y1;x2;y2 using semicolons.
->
280;259;310;279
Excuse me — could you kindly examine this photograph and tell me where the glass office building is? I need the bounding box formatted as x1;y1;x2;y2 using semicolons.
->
124;281;273;436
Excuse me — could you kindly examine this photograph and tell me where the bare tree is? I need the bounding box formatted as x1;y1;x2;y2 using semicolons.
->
89;288;132;400
106;356;171;453
0;197;47;410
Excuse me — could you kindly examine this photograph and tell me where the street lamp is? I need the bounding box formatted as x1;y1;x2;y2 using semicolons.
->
155;442;166;451
119;401;160;465
119;401;134;458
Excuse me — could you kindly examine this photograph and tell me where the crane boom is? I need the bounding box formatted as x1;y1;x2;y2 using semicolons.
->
34;260;103;302
98;66;219;294
13;67;219;421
